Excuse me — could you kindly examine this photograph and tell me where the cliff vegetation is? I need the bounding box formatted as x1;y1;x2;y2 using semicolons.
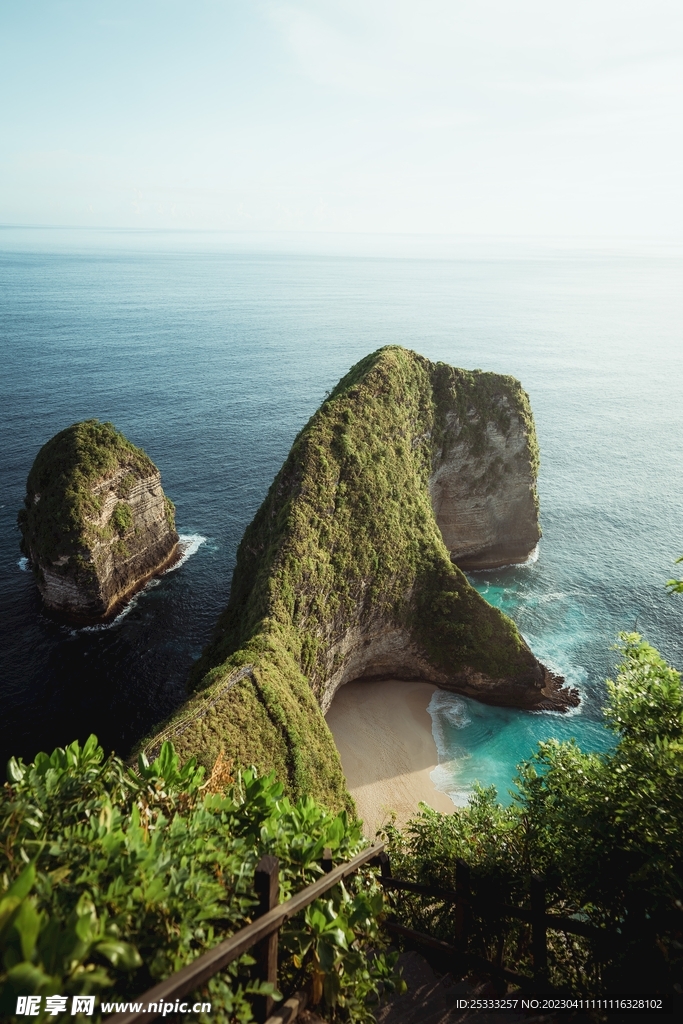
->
19;420;156;571
142;346;572;811
2;636;678;1016
18;420;178;621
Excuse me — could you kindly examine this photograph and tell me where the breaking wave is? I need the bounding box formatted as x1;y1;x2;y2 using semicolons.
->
427;690;473;807
429;762;473;808
427;689;471;758
75;533;207;633
164;533;206;572
522;543;539;565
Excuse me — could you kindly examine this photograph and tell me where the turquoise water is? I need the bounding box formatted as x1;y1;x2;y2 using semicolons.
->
427;569;615;805
0;229;681;792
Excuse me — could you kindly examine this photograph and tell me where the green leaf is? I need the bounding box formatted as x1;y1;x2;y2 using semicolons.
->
95;940;142;970
0;895;22;941
7;756;25;783
323;968;341;1007
14;898;42;960
4;960;55;995
73;894;98;944
317;938;338;972
4;862;36;903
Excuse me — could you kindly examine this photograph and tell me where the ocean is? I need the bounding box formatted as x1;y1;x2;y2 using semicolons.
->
1;228;681;802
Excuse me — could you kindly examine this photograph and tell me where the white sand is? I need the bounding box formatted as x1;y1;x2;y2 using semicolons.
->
325;680;455;836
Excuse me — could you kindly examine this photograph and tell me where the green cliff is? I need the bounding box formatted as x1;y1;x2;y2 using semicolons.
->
142;347;577;810
19;420;179;622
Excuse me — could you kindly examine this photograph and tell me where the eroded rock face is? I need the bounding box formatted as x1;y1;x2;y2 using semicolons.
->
142;347;577;805
19;420;179;623
429;406;541;570
319;608;576;716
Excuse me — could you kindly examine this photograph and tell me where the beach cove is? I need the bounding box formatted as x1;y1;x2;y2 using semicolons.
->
326;680;454;835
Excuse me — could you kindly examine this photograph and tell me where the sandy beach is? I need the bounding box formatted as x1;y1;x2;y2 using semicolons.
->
325;680;455;836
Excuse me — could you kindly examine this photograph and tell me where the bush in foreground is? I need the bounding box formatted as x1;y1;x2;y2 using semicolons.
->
0;740;401;1023
384;634;683;994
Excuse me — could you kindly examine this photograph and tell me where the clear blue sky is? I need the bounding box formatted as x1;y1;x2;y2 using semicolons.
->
1;1;681;236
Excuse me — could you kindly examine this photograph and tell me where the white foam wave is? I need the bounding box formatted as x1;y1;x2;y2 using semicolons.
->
76;593;141;633
535;591;568;604
74;533;207;632
164;534;207;572
427;690;471;766
522;543;539;565
429;762;472;807
514;643;586;718
534;697;585;719
18;557;29;572
428;690;471;729
530;590;585;607
468;543;541;575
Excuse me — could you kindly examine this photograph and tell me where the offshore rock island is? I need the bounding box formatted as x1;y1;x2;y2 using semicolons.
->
142;346;578;809
19;420;179;623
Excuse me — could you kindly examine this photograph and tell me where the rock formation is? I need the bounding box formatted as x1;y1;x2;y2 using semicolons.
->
429;379;541;569
19;420;179;623
142;347;577;810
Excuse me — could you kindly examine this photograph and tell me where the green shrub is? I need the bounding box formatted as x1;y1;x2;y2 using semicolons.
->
110;503;133;537
383;634;683;994
1;739;401;1023
163;496;176;530
116;474;137;500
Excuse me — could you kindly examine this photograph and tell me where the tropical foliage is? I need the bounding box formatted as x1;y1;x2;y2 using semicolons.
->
0;739;401;1023
666;555;683;594
383;634;683;993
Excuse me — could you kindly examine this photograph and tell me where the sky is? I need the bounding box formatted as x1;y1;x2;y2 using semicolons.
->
1;0;682;237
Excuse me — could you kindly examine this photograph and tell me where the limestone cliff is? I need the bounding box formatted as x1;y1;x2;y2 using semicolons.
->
19;420;179;623
141;347;577;810
429;369;541;569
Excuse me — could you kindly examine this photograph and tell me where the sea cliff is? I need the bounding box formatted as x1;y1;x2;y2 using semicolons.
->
429;368;541;569
142;347;577;809
19;420;179;623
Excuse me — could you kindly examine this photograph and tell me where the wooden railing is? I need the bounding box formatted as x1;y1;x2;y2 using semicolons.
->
105;843;386;1024
374;850;604;990
106;844;609;1024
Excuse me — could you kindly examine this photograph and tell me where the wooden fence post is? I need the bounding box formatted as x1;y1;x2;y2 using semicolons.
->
375;850;391;880
254;855;279;1023
455;860;470;954
531;874;548;986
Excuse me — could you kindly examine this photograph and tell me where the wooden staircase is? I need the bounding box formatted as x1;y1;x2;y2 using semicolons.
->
378;951;565;1024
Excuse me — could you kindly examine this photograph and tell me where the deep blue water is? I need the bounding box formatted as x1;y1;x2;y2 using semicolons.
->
1;228;681;798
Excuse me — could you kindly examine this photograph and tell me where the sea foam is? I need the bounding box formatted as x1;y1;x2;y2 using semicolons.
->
74;533;207;632
427;690;473;807
522;543;539;565
429;763;473;807
164;533;207;572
